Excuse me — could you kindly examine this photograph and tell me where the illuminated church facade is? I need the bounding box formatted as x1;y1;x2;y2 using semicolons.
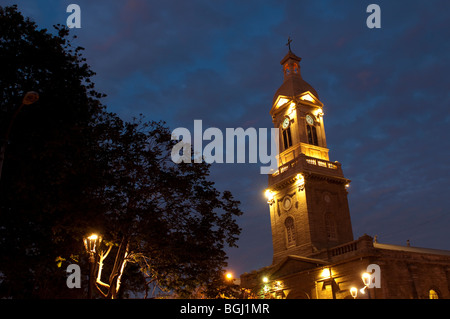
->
239;47;450;299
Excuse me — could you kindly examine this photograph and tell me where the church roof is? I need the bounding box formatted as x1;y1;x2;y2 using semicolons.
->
272;76;319;106
267;255;329;279
373;242;450;256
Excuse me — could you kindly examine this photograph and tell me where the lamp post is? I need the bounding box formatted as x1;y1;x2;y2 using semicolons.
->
350;287;358;299
361;272;372;299
350;272;373;299
84;234;101;299
0;91;39;181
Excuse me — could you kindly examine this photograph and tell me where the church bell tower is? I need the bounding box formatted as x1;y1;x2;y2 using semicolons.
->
266;44;354;264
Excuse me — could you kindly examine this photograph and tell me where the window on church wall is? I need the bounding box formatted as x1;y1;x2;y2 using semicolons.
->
285;217;296;247
293;63;298;74
429;289;439;299
307;125;318;146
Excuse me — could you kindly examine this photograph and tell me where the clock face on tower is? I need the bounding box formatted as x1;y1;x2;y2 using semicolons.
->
306;114;314;125
282;117;290;129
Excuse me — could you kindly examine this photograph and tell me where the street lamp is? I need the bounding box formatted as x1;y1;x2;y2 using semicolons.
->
84;233;101;298
361;272;372;299
362;272;371;286
84;234;100;254
350;272;372;299
350;287;358;299
264;189;275;205
0;91;39;181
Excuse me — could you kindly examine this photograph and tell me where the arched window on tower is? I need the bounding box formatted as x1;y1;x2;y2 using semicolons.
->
281;118;293;150
285;217;296;247
282;127;292;150
307;125;318;146
284;63;290;76
293;63;299;74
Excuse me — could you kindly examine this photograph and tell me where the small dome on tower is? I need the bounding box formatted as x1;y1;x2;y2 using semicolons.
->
273;50;319;106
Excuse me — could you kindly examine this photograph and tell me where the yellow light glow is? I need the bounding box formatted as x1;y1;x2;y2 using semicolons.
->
274;281;284;291
262;276;269;283
84;233;100;254
225;272;233;280
362;272;371;286
296;174;305;191
317;108;324;117
320;268;331;278
288;102;296;115
265;189;275;205
350;287;358;298
276;97;289;108
300;93;314;102
88;234;98;241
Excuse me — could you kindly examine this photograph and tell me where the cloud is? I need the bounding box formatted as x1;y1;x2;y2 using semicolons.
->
4;0;450;275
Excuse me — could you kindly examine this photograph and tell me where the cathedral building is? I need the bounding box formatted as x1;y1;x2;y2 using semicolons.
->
239;47;450;299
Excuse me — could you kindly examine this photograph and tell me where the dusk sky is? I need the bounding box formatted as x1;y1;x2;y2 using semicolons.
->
3;0;449;277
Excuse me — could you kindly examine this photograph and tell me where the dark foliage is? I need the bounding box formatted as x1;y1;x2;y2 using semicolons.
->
0;5;242;299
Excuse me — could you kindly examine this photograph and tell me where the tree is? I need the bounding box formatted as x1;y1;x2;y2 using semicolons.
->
88;117;242;298
0;5;242;298
0;5;108;298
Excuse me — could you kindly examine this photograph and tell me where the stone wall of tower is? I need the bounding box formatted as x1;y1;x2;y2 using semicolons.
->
269;173;354;265
270;180;313;264
304;177;354;253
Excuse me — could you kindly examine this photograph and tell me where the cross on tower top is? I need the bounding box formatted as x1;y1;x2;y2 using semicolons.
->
286;37;292;52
